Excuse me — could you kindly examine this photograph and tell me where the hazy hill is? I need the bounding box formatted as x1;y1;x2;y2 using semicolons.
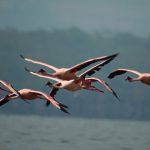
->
0;28;149;120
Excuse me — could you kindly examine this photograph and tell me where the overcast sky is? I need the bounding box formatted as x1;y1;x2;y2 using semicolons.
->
0;0;150;37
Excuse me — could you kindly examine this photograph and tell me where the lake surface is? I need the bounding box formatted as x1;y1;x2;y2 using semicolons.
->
0;114;150;150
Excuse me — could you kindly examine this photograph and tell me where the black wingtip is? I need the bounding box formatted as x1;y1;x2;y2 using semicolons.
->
20;54;25;59
108;70;128;79
108;74;114;79
60;107;70;115
59;103;69;109
0;98;9;106
114;53;119;56
114;53;119;57
24;67;30;73
113;91;120;101
115;94;120;101
109;53;119;59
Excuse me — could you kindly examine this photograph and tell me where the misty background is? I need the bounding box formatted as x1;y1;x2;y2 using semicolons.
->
0;0;150;120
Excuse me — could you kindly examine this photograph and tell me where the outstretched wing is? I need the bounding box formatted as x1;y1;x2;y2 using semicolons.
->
0;93;19;106
25;68;62;83
67;53;118;73
28;90;69;114
45;87;59;107
20;55;59;71
50;87;59;97
86;77;120;101
0;96;10;106
79;57;116;78
108;69;141;79
0;80;19;96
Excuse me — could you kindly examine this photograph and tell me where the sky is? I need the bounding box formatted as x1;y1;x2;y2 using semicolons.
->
0;0;150;37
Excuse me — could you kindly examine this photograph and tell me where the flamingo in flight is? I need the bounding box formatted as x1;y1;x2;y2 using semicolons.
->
20;53;118;80
25;59;119;106
108;68;150;86
0;80;69;114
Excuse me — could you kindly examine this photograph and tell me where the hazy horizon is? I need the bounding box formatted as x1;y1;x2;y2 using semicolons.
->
0;0;150;37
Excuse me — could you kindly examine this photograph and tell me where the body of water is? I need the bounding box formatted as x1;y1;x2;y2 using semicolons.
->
0;114;150;150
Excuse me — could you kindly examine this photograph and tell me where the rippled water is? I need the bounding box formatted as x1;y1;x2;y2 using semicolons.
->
0;114;150;150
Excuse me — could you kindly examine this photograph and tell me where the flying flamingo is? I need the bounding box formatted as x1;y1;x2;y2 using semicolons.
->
25;59;119;107
108;68;150;86
0;80;69;114
20;53;118;80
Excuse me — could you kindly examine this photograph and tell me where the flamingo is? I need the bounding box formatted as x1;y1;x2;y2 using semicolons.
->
0;80;69;114
108;68;150;86
25;59;119;107
20;53;118;80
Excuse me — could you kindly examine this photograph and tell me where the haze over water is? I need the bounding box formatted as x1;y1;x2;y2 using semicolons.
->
0;0;150;37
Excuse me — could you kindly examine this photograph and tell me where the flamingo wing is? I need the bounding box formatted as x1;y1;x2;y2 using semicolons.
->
50;87;59;97
0;96;10;106
20;55;59;71
45;87;59;106
0;80;19;96
28;90;69;114
68;53;118;73
25;68;63;83
108;69;141;79
0;93;19;106
79;57;116;78
87;77;120;101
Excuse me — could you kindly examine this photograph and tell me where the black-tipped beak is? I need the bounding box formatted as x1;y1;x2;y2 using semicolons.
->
24;67;30;73
125;76;131;81
111;53;119;58
20;54;24;59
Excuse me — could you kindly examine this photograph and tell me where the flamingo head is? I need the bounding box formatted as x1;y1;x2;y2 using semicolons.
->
125;76;133;82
